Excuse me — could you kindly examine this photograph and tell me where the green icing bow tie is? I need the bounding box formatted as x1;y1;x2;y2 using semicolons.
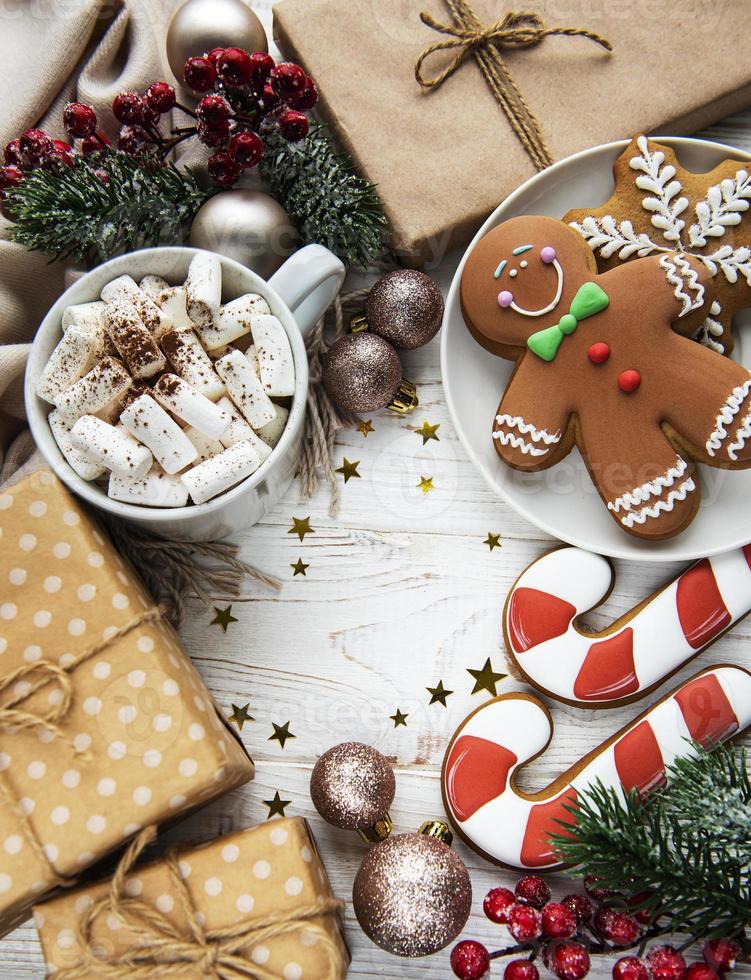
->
527;282;609;362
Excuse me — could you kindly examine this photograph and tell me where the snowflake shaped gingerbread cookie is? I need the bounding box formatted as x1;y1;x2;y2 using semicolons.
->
565;134;751;356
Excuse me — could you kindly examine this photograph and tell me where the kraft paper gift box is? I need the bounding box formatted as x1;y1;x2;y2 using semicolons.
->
34;817;349;978
0;468;254;934
273;0;751;265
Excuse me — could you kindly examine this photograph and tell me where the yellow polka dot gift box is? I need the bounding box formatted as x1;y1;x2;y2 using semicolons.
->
0;468;254;935
34;816;349;978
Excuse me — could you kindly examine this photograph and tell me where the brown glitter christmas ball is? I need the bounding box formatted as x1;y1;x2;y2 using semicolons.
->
365;269;444;349
352;833;472;957
310;742;395;831
322;332;402;412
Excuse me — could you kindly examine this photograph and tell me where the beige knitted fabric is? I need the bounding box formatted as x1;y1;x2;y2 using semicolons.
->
0;0;179;462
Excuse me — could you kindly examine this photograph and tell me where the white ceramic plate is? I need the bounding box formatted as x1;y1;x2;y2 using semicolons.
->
441;136;751;562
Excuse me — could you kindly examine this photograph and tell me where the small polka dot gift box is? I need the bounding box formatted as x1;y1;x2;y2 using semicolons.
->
34;817;349;978
0;468;254;934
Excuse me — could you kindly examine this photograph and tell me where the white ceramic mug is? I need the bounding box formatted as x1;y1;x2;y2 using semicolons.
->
25;244;345;541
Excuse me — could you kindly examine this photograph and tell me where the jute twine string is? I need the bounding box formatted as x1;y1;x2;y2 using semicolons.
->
415;1;612;170
55;826;345;979
0;606;163;889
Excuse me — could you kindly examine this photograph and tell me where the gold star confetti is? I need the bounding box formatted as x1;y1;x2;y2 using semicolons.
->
263;791;291;818
427;680;453;707
269;721;296;749
390;708;409;728
229;703;253;730
416;420;440;444
357;419;375;437
210;605;238;632
288;516;315;542
417;475;435;495
336;458;361;483
291;558;309;576
468;657;506;696
484;532;502;551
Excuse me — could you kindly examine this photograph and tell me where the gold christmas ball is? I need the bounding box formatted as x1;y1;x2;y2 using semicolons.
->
189;189;297;279
311;742;395;832
352;833;472;957
166;0;268;81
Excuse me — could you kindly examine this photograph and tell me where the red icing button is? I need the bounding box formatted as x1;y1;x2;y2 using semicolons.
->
588;342;610;364
618;369;641;393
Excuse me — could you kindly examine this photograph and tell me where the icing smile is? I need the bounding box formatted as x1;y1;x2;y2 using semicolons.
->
496;245;564;318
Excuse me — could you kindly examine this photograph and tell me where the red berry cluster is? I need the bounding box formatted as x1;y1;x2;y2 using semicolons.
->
0;124;83;195
450;876;745;980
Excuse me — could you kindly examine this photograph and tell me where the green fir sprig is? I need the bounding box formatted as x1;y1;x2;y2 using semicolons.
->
260;124;387;267
5;153;212;264
551;741;751;942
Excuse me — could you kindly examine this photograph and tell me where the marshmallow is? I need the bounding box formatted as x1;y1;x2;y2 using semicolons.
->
185;252;221;329
54;356;132;420
120;394;198;475
256;404;290;448
105;301;167;379
62;301;107;335
101;275;173;337
252;314;295;396
49;410;106;481
198;292;270;350
161;328;226;402
217;397;272;461
184;426;224;463
139;275;171;304
70;415;152;479
153;374;231;440
36;325;105;404
180;441;261;504
160;287;194;331
215;349;276;429
108;467;189;508
246;344;260;375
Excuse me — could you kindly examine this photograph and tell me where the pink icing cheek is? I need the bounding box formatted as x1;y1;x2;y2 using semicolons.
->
497;290;514;308
540;246;556;264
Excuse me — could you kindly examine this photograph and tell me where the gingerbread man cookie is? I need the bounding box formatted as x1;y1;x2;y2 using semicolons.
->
461;214;751;540
566;135;751;357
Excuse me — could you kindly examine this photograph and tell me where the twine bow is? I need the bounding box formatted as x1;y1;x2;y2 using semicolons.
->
415;1;612;170
55;827;345;979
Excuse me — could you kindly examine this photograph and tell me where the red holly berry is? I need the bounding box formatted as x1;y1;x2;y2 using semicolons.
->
505;960;540;980
483;887;516;924
145;81;176;114
646;946;688;980
259;83;282;114
117;125;148;155
51;140;75;166
547;941;590;980
197;95;231;127
0;165;24;193
583;876;615;902
113;92;147;125
183;56;217;92
562;895;593;926
686;966;719;980
508;904;543;943
613;957;650;980
63;102;97;139
703;939;742;972
627;892;657;926
542;903;578;940
215;46;253;86
248;51;276;90
515;876;551;909
269;62;307;100
278;109;309;142
207;151;241;187
197;121;230;147
606;913;641;947
289;75;318;110
80;133;110;156
19;129;53;168
3;139;22;166
228;130;263;169
450;940;490;980
206;47;226;65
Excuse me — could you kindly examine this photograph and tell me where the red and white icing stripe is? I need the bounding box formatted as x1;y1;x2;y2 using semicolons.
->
493;415;561;457
504;545;751;705
442;666;751;869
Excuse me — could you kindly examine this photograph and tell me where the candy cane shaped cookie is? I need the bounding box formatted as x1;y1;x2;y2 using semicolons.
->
504;545;751;707
442;665;751;870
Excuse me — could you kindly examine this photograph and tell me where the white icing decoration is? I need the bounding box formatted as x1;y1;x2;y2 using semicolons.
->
504;546;751;707
618;478;695;528
689;169;751;247
706;379;751;457
509;269;518;278
492;430;548;456
694;300;725;354
569;215;659;260
607;457;687;513
727;409;751;461
628;135;689;243
495;415;561;445
510;259;564;317
658;254;705;317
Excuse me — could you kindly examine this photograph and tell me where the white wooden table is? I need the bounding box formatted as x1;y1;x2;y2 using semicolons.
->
4;7;751;975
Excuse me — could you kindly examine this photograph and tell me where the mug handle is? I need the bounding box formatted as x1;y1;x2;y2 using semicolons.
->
268;244;346;337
